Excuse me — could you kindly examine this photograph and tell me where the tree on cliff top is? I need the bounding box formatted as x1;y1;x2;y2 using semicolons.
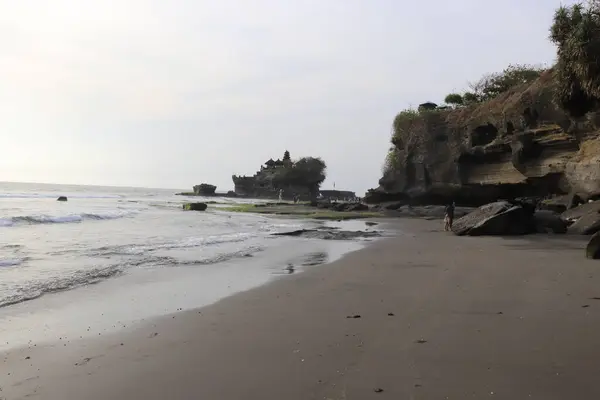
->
550;2;600;116
444;93;464;107
468;64;545;101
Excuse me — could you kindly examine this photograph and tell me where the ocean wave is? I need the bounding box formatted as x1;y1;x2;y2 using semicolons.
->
0;193;122;199
0;210;138;227
87;232;256;256
0;264;123;308
0;246;263;308
123;246;264;269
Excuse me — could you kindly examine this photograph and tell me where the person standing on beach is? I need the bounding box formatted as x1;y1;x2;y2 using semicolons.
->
278;189;283;202
444;202;455;231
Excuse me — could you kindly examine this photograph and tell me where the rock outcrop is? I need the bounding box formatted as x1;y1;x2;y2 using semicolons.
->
183;203;208;211
57;196;67;202
368;69;600;206
193;184;217;196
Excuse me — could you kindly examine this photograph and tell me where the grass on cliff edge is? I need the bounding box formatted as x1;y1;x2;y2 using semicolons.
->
220;203;382;220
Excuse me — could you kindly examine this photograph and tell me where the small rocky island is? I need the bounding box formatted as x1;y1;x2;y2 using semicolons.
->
178;151;357;202
232;151;327;200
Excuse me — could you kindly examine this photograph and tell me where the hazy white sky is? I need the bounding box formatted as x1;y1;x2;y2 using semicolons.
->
0;0;575;193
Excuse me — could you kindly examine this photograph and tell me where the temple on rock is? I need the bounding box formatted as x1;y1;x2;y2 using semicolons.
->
232;151;300;199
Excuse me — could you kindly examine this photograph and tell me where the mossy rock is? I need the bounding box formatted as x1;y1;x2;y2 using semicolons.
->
183;202;207;211
586;232;600;259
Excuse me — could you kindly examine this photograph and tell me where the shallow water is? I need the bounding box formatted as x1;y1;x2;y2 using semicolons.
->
0;182;378;349
0;182;302;308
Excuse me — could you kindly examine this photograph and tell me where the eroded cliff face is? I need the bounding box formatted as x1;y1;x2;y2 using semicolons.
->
369;70;600;206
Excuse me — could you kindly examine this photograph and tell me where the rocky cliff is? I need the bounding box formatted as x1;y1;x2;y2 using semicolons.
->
368;69;600;206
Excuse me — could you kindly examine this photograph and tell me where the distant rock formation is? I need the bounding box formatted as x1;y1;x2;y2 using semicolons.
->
193;184;217;196
232;151;327;200
57;196;67;202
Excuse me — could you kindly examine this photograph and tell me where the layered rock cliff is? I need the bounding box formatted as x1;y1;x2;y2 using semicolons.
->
368;69;600;206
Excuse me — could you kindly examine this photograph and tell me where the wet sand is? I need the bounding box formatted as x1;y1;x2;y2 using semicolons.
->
3;219;600;399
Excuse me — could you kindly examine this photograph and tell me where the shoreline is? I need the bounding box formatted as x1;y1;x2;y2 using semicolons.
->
0;218;386;352
4;218;600;399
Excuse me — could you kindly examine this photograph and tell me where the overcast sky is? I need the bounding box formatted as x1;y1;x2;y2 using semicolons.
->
0;0;575;193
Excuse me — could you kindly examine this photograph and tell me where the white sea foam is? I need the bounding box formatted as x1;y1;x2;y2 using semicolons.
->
0;210;138;227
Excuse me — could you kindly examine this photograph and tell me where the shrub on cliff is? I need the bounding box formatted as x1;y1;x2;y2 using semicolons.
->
468;64;545;101
550;2;600;116
382;147;401;175
392;109;420;145
444;93;464;107
462;92;479;104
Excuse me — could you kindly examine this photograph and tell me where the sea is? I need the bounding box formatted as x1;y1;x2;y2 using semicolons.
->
0;182;375;349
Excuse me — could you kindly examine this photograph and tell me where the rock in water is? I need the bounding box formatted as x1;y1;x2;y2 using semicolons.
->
183;202;207;211
57;196;68;202
586;232;600;259
452;201;534;236
192;183;217;196
533;210;568;234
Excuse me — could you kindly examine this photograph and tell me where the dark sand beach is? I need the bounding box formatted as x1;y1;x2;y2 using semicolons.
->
3;218;600;399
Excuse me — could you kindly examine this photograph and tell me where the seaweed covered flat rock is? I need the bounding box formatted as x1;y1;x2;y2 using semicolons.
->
272;228;381;240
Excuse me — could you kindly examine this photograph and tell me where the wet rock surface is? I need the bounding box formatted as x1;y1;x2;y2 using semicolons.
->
183;203;208;211
272;227;381;240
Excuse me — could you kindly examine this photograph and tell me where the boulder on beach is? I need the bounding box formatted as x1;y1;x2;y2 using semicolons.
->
539;193;586;214
57;196;68;202
533;210;568;234
560;200;600;235
183;202;208;211
567;211;600;235
452;201;534;236
585;232;600;259
562;200;600;222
